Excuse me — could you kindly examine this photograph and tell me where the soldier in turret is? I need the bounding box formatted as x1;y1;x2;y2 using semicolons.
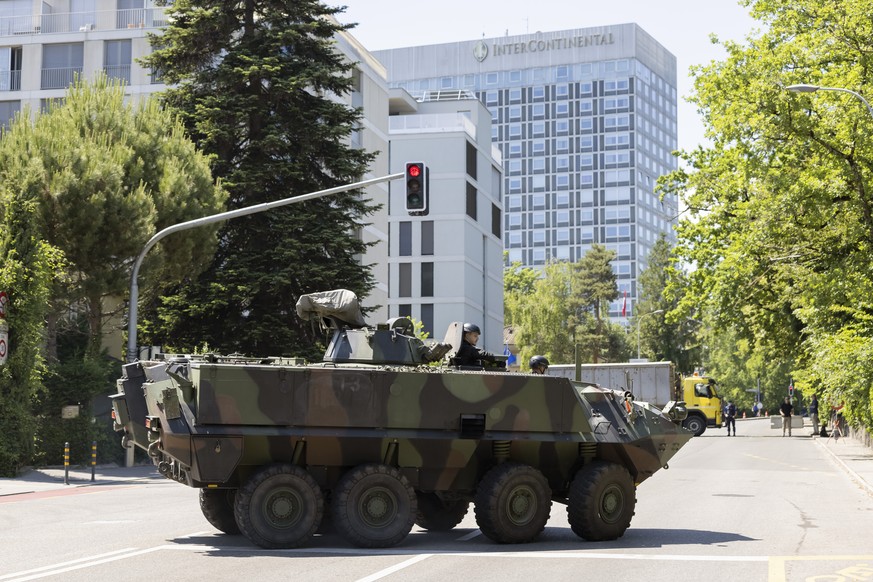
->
529;355;549;375
455;323;500;366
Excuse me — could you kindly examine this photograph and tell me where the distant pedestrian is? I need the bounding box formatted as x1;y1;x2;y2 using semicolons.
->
780;397;794;437
808;394;820;436
724;400;737;436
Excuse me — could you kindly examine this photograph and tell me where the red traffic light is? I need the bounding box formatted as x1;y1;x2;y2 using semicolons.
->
407;164;421;178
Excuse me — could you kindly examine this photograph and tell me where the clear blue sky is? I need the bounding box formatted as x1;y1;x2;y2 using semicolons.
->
336;0;759;153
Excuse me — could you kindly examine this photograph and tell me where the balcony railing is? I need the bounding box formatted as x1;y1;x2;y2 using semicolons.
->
41;66;82;89
0;70;22;91
103;64;131;84
0;7;169;36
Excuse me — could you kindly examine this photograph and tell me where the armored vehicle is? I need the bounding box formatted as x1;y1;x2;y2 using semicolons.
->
112;289;692;549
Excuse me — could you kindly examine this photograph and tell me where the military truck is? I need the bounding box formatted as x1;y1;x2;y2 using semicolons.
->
549;362;722;436
112;290;692;550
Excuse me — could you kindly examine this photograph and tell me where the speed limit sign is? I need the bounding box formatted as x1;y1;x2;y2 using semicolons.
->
0;291;7;319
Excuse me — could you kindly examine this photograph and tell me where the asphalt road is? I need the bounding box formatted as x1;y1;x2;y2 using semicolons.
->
1;417;871;582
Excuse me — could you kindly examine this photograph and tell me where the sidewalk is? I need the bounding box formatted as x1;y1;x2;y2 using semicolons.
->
0;463;163;498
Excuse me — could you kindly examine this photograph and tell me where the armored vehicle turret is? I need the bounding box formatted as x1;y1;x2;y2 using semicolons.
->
112;289;692;549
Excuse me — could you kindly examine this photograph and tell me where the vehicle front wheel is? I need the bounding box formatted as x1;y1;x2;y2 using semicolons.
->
234;464;323;549
682;414;707;436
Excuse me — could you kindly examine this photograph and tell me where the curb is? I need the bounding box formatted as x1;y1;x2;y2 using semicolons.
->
815;437;873;498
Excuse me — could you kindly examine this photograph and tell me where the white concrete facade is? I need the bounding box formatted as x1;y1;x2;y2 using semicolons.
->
374;24;680;321
387;90;504;352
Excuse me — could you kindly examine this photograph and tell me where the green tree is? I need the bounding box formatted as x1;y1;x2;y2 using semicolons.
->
0;146;64;474
662;0;873;431
570;244;624;363
512;261;574;366
0;77;225;359
503;260;539;328
635;234;701;372
141;0;378;359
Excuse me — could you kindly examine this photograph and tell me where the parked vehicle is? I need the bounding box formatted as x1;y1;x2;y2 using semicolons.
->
549;361;722;436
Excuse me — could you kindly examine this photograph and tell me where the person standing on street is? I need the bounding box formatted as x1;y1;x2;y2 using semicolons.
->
724;400;737;436
808;394;820;436
780;397;794;437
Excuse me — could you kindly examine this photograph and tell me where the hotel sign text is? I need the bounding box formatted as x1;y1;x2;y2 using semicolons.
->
474;33;615;62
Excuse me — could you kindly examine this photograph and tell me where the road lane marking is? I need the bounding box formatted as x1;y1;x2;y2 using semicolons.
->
0;548;138;581
354;554;433;582
456;529;481;541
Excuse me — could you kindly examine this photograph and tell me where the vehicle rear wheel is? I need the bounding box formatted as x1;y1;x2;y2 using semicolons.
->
473;462;551;544
234;464;323;549
415;491;470;531
567;461;636;541
333;463;416;548
682;414;707;436
199;488;240;535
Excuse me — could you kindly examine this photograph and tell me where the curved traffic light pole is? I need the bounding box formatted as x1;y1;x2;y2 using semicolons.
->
126;172;404;362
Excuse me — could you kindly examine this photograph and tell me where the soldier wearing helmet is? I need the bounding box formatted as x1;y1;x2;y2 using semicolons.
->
529;355;549;375
455;322;499;367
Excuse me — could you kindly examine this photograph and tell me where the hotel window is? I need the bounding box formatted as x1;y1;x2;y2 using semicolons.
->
509;88;522;103
486;72;498;85
508;214;522;228
0;100;20;129
508;143;522;157
555;120;569;135
399;263;411;297
579;81;593;94
605;133;630;148
532;193;546;208
580;227;594;242
555;102;569;117
579;172;594;187
507;195;522;210
532;85;545;101
556;65;570;81
466;182;477;219
463;74;475;87
580;209;594;222
556;192;570;207
604;114;630;129
508;123;522;138
555;83;569;99
556;228;570;243
556;174;570;189
508;232;522;246
421;304;434;336
604;170;630;184
579;136;594;151
612;261;632;276
509;70;522;83
508;160;522;175
556;211;570;226
556;246;570;260
579;63;593;77
555;137;569;152
532;139;546;155
604;152;630;166
532;158;546;174
579;118;593;132
556;155;569;171
0;47;22;91
422;221;434;255
508;177;522;192
533;230;546;245
579;153;594;168
509;105;521;121
421;262;434;296
532;121;545;137
533;248;546;264
532;212;546;227
532;102;545;118
104;39;132;84
41;43;84;90
440;76;454;89
532;175;546;191
398;221;412;256
579;99;593;113
398;304;411;317
485;90;498;105
508;249;523;263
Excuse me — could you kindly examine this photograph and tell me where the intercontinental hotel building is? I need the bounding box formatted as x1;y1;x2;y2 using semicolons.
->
374;24;679;318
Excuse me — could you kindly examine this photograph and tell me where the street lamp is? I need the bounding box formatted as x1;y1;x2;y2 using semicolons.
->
636;309;664;360
786;84;873;119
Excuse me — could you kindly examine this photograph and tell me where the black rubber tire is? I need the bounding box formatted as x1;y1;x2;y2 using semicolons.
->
414;491;470;531
567;461;636;541
473;462;551;544
199;488;240;535
333;463;416;548
682;415;707;436
234;464;323;549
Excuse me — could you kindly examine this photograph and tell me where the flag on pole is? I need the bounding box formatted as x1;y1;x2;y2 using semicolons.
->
621;291;627;317
503;345;517;366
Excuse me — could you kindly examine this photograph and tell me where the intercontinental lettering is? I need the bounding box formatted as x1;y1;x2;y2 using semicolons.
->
492;33;615;56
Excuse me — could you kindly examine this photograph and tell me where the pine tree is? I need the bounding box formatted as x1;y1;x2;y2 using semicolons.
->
142;0;377;358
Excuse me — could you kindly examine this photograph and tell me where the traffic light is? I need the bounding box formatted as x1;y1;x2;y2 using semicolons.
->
405;162;428;215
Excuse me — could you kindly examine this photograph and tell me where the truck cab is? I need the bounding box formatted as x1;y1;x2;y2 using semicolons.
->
680;374;722;435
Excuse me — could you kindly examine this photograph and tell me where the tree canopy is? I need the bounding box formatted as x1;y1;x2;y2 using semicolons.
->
141;0;378;359
663;0;873;427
